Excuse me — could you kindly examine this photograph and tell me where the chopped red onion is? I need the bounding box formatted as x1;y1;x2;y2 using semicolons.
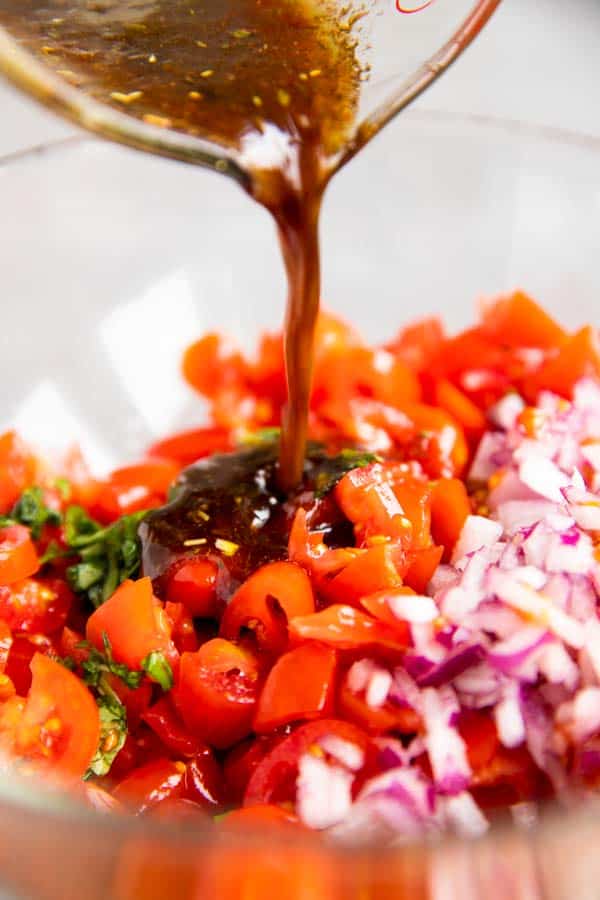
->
452;516;503;564
297;754;355;829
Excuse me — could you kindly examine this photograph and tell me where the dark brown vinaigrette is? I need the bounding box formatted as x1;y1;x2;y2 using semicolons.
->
139;441;356;597
0;0;365;488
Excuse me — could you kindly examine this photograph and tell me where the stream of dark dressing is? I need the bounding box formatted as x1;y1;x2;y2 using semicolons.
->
0;0;366;576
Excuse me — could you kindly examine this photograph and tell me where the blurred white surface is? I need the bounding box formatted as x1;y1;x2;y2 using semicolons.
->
1;0;600;156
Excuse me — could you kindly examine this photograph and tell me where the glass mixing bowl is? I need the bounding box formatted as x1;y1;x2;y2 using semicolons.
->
1;110;600;898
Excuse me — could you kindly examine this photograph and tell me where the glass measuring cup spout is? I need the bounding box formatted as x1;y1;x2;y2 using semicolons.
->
0;1;501;187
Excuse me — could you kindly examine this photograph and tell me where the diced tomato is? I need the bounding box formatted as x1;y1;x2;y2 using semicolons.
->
165;601;201;654
148;426;231;465
244;719;369;807
183;333;247;398
529;326;600;399
143;695;204;758
359;589;414;635
147;798;211;821
223;735;282;804
0;432;36;514
479;292;566;350
322;544;404;606
110;676;153;730
337;677;420;735
90;459;178;522
386;317;445;372
289;606;407;655
10;653;99;778
110;733;139;780
403;545;443;593
458;710;499;772
174;639;261;749
430;477;471;561
183;748;224;809
5;633;54;695
86;578;177;671
0;577;73;634
113;757;186;813
254;643;337;733
398;402;469;476
0;620;12;673
0;525;39;585
165;558;221;619
220;561;315;656
430;378;487;444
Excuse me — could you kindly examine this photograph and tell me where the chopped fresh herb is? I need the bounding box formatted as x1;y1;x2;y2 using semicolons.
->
141;650;174;691
65;508;146;607
81;633;142;691
53;654;76;671
314;449;379;498
0;486;61;539
54;477;72;501
86;679;128;778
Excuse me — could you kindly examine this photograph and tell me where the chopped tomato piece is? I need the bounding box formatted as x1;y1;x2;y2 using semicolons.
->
359;588;414;635
86;577;177;671
165;558;221;619
12;654;99;778
386;317;445;372
0;620;12;673
430;378;487;443
0;577;73;634
480;292;565;349
113;757;186;813
175;639;261;749
403;545;443;593
223;735;282;804
459;710;499;772
142;695;204;758
244;718;369;807
220;561;315;655
91;459;178;522
430;477;471;561
5;634;54;695
0;432;36;514
148;426;231;465
183;749;224;809
0;525;39;585
322;544;404;606
529;326;600;399
183;333;246;397
289;606;407;654
337;678;420;735
254;643;337;733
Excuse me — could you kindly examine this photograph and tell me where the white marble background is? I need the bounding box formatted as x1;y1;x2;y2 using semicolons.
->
1;0;600;155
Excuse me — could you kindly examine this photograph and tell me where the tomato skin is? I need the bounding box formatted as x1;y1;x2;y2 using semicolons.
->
148;426;231;466
183;749;224;809
5;634;55;695
165;559;221;619
0;577;73;634
480;292;565;350
223;735;282;804
322;544;404;607
147;797;211;821
0;526;39;585
0;432;35;514
175;639;262;749
86;578;177;671
244;719;369;807
430;477;471;562
254;643;338;734
143;695;205;758
220;562;315;656
289;606;407;655
113;757;186;813
13;653;100;778
403;545;443;593
458;710;499;772
337;678;420;736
